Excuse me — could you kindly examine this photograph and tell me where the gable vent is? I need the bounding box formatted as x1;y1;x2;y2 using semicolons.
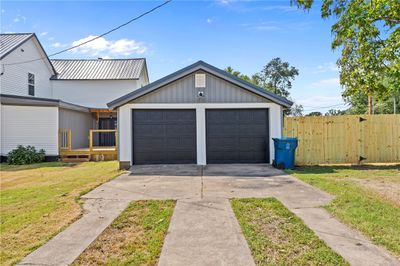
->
195;73;206;88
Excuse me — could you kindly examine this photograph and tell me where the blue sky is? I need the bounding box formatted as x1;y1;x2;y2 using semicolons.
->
1;0;347;113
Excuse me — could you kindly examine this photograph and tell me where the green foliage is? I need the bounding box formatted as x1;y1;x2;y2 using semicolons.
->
325;109;348;116
293;0;400;99
288;103;304;116
256;57;299;98
345;89;400;114
306;111;323;116
7;145;46;165
224;58;300;115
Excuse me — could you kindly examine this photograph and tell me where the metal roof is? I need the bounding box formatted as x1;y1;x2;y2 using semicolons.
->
108;60;293;109
0;33;34;59
51;58;146;80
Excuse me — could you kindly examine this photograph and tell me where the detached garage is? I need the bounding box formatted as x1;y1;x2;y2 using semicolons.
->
108;61;293;169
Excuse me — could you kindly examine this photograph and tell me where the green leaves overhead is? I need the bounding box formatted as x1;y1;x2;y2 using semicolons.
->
293;0;400;99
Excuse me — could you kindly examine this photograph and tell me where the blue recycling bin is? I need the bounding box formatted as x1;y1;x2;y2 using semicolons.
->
272;138;298;169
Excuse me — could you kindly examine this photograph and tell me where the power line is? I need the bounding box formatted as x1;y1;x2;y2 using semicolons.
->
302;103;348;112
3;0;171;66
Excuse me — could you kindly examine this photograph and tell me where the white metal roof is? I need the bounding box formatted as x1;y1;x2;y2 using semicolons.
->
0;33;34;59
51;58;146;80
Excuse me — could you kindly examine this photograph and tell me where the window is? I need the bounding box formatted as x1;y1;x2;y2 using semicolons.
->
28;73;35;96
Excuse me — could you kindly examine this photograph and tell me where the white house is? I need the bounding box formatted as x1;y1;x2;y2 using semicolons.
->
0;33;149;161
1;33;292;167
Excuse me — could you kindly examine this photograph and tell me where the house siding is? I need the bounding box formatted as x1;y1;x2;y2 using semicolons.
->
59;108;94;149
0;104;58;156
52;79;145;108
0;38;53;98
132;71;270;104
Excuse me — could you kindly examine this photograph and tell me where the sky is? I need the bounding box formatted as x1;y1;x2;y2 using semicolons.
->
1;0;348;113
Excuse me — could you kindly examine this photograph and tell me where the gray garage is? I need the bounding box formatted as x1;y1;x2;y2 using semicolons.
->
108;61;293;169
132;109;197;164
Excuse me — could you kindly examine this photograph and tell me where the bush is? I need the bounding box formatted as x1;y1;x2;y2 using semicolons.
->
7;145;46;165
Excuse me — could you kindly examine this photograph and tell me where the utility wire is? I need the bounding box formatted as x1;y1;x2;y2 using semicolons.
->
3;0;171;66
302;103;348;112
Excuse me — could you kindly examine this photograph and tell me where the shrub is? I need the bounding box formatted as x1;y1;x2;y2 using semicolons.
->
7;145;46;165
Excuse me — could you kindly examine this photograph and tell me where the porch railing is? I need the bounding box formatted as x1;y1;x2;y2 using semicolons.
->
89;129;118;151
59;129;72;151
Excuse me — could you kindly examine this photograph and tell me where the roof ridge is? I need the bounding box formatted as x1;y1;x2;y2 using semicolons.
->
50;58;145;61
0;33;34;36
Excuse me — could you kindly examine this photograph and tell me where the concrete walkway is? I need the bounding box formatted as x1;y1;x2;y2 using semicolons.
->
19;164;399;266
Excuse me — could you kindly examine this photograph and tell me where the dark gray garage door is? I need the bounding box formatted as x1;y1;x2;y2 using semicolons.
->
206;109;269;164
132;110;196;164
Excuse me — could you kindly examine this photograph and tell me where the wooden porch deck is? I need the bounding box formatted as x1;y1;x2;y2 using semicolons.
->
59;129;117;162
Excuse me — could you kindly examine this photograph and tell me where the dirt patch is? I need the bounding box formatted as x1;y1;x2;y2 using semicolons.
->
352;178;400;207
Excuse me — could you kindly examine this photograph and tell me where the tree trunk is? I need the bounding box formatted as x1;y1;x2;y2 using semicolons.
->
368;95;373;114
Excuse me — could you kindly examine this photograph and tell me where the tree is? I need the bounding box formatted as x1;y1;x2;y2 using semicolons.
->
287;103;304;116
345;89;400;114
255;58;299;98
325;109;348;116
224;66;261;86
293;0;400;110
306;111;322;116
224;59;300;115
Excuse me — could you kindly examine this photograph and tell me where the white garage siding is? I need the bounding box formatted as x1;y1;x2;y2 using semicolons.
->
0;105;59;156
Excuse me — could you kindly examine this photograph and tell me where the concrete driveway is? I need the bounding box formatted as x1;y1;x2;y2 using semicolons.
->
20;164;399;266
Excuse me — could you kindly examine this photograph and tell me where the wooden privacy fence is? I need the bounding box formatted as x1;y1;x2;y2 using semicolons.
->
284;114;400;165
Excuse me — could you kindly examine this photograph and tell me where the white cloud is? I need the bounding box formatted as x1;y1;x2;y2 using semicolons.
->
217;0;233;5
310;77;340;89
1;9;5;13
50;42;67;48
48;37;55;41
241;21;281;31
13;15;26;23
314;62;338;73
40;32;48;36
206;18;212;24
70;35;147;57
260;5;297;12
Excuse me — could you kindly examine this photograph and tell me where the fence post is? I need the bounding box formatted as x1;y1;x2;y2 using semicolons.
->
89;129;93;152
68;129;72;151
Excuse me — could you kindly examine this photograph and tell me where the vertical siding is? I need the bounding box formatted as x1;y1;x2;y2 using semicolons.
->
0;105;58;155
59;108;94;149
0;38;53;98
132;71;269;103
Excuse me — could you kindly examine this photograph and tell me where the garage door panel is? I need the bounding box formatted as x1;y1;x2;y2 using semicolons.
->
133;110;196;164
206;109;269;164
165;124;196;135
134;125;165;136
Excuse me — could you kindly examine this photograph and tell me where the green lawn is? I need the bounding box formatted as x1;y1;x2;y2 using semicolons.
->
231;198;347;266
286;166;400;258
0;161;122;266
73;200;175;266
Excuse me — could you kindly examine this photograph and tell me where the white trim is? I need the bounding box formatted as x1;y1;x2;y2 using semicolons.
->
118;103;283;166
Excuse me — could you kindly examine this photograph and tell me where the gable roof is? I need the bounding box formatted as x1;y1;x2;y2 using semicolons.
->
0;33;57;75
107;60;293;109
50;58;147;80
0;33;33;59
